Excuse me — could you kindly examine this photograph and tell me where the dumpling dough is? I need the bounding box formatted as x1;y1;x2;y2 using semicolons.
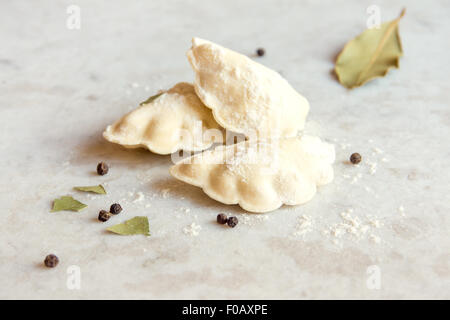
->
170;135;335;213
103;82;222;155
187;38;310;139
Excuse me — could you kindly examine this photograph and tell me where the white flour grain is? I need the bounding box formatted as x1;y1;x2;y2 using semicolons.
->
293;215;313;237
369;234;381;244
398;205;406;217
161;188;171;198
183;223;201;236
133;191;145;203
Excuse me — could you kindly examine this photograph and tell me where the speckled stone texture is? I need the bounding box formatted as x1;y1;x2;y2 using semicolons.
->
0;0;449;299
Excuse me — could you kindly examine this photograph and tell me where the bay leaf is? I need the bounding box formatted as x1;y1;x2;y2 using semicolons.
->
51;196;87;212
107;216;150;236
74;185;106;194
139;92;164;106
335;9;406;89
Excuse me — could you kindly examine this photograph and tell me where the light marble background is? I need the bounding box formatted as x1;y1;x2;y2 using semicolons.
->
0;0;449;299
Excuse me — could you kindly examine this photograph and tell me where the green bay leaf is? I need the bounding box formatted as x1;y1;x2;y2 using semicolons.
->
107;216;150;236
139;92;164;106
335;9;406;89
51;196;87;212
74;185;106;194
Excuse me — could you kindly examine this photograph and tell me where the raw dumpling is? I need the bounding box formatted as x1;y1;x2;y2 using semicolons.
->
103;82;223;155
170;135;335;213
187;38;310;139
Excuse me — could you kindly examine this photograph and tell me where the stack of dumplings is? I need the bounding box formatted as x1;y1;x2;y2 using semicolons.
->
104;38;335;213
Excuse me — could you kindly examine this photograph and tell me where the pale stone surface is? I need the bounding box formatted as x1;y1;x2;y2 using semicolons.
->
0;0;449;299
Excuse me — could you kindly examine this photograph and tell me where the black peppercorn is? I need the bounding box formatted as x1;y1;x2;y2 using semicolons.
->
227;216;238;228
97;162;109;175
256;48;265;57
110;203;122;215
98;210;111;222
217;213;228;224
44;254;59;268
350;153;362;164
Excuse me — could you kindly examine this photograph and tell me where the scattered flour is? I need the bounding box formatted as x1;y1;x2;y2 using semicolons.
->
293;215;313;237
367;160;377;175
87;194;98;200
183;223;202;236
369;234;381;244
161;188;171;199
175;207;191;215
323;208;381;244
368;216;383;228
340;142;351;150
133;191;145;203
350;173;363;184
372;147;384;154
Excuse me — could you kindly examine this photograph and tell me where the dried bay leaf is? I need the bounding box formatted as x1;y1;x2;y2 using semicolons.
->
107;216;150;236
74;185;106;194
335;9;406;88
51;196;87;212
139;92;164;106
